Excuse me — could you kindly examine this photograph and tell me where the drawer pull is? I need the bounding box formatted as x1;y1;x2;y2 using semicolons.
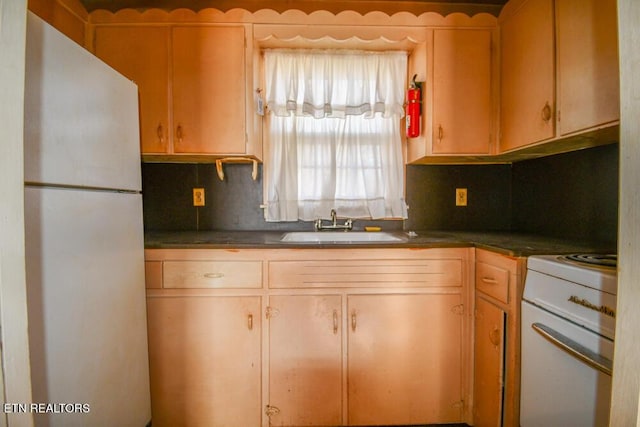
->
333;310;339;335
351;312;357;332
481;277;499;284
203;272;224;279
248;314;253;331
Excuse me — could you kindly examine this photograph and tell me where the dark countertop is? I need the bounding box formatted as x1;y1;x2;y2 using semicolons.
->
144;230;616;257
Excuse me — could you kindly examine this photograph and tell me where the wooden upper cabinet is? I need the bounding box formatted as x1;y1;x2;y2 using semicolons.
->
556;0;619;136
499;0;555;152
94;26;170;154
171;26;247;154
94;24;248;156
433;29;493;155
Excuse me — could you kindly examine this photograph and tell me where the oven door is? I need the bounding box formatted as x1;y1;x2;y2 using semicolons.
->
520;300;614;427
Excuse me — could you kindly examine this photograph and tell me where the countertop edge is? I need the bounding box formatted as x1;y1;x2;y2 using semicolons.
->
144;230;616;258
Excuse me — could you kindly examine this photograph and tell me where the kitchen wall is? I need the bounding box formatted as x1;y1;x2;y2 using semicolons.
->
142;162;402;232
142;143;619;244
405;164;512;231
512;143;618;244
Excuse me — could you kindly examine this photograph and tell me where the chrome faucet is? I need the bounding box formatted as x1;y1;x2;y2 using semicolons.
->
314;209;353;231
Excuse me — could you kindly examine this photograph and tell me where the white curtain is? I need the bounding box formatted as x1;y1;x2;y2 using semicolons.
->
264;49;408;222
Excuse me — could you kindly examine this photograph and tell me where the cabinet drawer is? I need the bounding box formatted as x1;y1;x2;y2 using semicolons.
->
269;259;462;288
163;261;262;289
475;261;509;303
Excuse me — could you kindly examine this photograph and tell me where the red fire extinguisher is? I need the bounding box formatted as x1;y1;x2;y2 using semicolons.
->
406;75;422;138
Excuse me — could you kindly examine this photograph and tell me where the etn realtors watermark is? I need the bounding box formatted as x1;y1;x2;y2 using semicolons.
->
3;403;90;414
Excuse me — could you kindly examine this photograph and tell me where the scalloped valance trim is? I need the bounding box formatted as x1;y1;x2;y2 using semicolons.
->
88;7;498;27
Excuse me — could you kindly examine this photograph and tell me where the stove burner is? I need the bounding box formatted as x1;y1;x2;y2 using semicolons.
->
562;254;617;268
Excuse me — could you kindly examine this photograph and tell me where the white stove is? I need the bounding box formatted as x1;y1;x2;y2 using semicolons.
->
520;253;618;427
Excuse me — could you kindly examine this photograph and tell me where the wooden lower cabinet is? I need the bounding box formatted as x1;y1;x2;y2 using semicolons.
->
348;293;464;425
473;249;525;427
474;296;506;427
268;295;343;426
146;296;262;427
145;247;472;427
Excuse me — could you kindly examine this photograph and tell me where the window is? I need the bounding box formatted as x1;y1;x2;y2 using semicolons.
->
264;49;408;222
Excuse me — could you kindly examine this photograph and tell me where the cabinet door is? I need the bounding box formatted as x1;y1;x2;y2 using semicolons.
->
94;26;170;154
500;0;555;152
147;296;261;427
172;26;246;154
473;297;505;427
556;0;619;135
433;29;492;155
348;293;463;425
268;295;343;426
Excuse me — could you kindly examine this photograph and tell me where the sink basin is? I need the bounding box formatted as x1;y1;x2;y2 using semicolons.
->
280;231;404;243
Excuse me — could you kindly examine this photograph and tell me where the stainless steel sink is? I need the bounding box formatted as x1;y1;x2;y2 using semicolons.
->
280;231;404;243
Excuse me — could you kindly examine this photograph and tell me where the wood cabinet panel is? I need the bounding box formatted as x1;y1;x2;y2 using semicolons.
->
163;260;262;288
269;259;462;288
476;260;509;304
474;296;505;427
94;24;249;156
499;0;555;151
145;247;472;426
268;295;343;426
171;26;246;154
147;296;261;426
556;0;619;135
347;293;463;425
433;29;492;155
144;261;162;289
473;249;525;427
94;26;170;154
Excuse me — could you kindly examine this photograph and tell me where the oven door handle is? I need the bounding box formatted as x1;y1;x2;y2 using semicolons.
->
532;322;613;376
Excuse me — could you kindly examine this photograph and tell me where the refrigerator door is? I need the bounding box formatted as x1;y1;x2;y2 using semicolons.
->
25;186;151;426
24;12;141;191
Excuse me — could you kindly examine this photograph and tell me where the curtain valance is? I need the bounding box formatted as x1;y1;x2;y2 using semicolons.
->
264;49;407;119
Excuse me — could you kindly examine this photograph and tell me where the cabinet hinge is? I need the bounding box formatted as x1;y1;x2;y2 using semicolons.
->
265;405;280;417
266;306;280;319
451;304;464;315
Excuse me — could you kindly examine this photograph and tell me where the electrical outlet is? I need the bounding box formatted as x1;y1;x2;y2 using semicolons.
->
193;188;205;206
456;188;467;206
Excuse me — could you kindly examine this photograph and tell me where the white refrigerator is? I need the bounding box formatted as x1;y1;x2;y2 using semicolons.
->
23;12;151;426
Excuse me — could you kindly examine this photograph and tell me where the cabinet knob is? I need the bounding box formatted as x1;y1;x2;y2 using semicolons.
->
489;326;501;347
176;124;184;143
333;310;339;335
541;102;552;123
248;314;253;331
351;312;357;332
437;124;444;142
156;123;164;143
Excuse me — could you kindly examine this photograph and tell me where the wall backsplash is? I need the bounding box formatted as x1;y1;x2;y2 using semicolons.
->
511;143;619;245
405;164;512;231
142;143;619;245
141;162;402;232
